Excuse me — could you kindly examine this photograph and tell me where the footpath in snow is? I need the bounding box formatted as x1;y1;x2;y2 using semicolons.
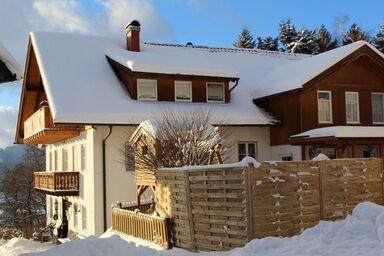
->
2;202;384;256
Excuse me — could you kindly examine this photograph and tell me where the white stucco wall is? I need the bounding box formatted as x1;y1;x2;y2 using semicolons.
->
270;144;302;161
220;126;271;163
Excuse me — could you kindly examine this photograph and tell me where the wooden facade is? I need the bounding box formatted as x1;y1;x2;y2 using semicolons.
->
255;45;384;159
15;39;83;145
107;56;234;103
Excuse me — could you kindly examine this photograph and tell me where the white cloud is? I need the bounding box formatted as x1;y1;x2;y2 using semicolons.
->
98;0;173;41
0;0;173;149
32;0;90;33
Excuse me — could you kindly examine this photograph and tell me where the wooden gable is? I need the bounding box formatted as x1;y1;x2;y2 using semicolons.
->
255;45;384;146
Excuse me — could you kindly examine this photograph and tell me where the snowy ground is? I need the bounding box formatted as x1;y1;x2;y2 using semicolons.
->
2;202;384;256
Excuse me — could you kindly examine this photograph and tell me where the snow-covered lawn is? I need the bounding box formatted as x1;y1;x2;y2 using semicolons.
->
2;202;384;256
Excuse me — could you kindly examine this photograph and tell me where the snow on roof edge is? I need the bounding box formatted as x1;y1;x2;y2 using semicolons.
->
0;42;22;80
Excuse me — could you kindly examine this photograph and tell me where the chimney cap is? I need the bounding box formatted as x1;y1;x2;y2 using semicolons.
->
125;20;141;30
186;42;193;47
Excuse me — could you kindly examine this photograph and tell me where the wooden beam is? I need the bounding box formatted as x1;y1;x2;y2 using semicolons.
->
301;145;305;160
351;144;356;158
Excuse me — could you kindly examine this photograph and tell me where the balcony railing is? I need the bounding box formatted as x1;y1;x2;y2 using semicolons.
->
34;171;80;196
24;106;80;144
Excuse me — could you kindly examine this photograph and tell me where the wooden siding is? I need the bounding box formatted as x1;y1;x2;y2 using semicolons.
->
107;57;232;103
256;50;384;146
156;158;384;251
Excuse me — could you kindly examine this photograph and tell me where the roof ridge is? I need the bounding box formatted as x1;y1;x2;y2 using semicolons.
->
144;42;310;58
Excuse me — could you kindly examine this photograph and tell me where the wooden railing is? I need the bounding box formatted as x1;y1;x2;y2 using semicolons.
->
111;207;171;248
24;106;81;144
34;171;79;196
24;107;48;139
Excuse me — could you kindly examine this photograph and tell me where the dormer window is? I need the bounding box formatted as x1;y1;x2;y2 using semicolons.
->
137;79;157;100
207;82;225;103
175;81;192;102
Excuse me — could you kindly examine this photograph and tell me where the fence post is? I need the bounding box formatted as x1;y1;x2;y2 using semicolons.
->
165;217;173;249
319;162;325;220
183;169;196;251
245;163;254;241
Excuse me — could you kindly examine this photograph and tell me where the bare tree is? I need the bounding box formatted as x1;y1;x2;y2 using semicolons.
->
123;110;232;171
0;145;46;238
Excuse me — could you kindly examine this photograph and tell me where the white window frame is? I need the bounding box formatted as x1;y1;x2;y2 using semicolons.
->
54;150;59;172
206;82;225;103
317;90;333;124
372;92;384;124
137;79;157;101
174;81;192;102
238;141;258;161
62;148;69;171
345;91;360;124
73;206;78;229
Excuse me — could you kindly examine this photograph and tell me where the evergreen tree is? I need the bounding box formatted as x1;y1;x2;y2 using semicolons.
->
342;23;371;45
256;36;279;51
233;26;256;48
283;27;319;54
373;24;384;53
279;19;297;52
316;24;338;53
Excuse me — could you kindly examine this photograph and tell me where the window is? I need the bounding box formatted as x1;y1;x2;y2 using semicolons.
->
81;205;87;231
125;142;135;171
207;82;225;102
54;150;59;171
345;92;359;123
73;206;78;229
137;79;157;100
280;154;293;161
81;144;86;172
175;81;192;101
62;148;69;171
372;93;384;123
238;142;258;161
317;91;332;123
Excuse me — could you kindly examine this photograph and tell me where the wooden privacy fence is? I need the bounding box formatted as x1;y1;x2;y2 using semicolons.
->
155;158;384;252
111;207;171;248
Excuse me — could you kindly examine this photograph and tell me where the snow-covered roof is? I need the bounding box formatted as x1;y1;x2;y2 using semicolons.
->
252;41;383;99
0;42;22;80
30;31;307;125
291;126;384;139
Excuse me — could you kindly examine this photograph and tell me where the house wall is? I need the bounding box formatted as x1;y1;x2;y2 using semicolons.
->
219;126;271;162
301;54;384;131
256;53;384;146
45;126;140;237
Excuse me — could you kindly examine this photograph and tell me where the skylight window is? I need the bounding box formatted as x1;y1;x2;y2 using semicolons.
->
175;81;192;102
207;82;225;103
137;79;157;100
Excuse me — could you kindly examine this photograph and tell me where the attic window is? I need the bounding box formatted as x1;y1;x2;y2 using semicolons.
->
207;82;225;103
175;81;192;102
137;79;157;100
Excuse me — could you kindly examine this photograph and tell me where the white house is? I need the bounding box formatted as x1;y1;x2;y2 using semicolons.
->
14;21;384;239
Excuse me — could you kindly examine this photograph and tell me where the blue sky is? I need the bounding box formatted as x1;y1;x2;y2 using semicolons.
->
0;0;383;148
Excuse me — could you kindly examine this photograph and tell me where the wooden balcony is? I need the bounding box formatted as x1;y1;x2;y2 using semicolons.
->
24;106;80;144
34;171;80;196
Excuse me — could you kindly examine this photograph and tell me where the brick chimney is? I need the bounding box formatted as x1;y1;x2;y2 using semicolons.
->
125;20;141;52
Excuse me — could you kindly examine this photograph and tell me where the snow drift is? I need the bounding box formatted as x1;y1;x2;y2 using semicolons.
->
3;202;384;256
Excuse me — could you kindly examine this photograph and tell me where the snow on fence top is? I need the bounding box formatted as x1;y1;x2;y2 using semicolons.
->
158;156;260;171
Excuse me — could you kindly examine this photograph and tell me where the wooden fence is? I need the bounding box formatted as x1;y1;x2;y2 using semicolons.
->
155;158;384;251
111;207;171;248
